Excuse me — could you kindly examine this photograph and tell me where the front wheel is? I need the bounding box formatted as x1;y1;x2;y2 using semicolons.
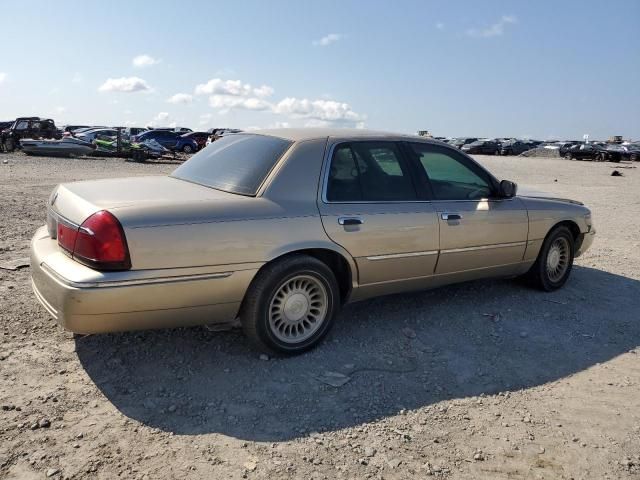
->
4;137;15;152
240;255;340;355
182;144;194;154
525;225;575;291
564;152;573;160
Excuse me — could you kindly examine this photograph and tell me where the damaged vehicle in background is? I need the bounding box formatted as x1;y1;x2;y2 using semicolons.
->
1;117;60;152
135;129;199;153
30;129;595;355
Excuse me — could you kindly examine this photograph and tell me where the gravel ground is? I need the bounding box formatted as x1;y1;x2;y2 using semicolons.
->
1;152;639;480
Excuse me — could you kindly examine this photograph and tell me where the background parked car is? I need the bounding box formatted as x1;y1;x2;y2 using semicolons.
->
180;131;209;150
449;137;478;149
205;128;243;146
74;128;118;143
135;130;198;153
152;127;193;134
1;117;59;152
61;125;91;134
624;143;640;162
461;139;501;155
563;143;609;161
500;139;539;156
123;127;148;140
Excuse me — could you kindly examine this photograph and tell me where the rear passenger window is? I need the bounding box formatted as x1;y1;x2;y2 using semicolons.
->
326;142;416;202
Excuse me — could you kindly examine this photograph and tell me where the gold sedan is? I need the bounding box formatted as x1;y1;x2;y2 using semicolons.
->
30;129;595;354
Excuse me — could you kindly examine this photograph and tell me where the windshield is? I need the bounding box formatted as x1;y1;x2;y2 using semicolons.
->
171;134;293;195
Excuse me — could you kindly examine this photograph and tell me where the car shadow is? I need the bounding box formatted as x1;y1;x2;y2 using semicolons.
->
75;266;640;441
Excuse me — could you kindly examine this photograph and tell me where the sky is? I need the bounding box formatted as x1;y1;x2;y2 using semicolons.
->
0;0;638;140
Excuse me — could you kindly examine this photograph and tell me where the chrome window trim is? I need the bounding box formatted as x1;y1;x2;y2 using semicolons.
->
440;241;527;254
366;250;439;261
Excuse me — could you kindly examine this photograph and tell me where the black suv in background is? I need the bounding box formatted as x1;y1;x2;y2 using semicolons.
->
1;117;59;152
461;139;501;155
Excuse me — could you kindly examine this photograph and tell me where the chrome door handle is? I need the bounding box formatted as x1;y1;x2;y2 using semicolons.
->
441;213;462;221
338;217;363;226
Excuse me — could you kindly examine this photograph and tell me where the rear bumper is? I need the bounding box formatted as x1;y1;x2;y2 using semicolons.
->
30;226;259;334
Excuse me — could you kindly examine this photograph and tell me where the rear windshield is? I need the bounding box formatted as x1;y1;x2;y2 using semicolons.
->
171;134;292;195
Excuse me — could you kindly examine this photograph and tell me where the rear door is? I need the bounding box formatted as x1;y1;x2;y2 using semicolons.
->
406;142;528;275
318;140;439;286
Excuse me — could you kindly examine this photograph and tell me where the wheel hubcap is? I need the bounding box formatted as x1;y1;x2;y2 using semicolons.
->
269;275;328;343
546;237;569;282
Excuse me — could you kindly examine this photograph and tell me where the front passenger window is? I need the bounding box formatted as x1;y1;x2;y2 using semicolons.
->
410;143;493;200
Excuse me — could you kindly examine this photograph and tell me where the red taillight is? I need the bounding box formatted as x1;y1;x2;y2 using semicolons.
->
57;222;78;252
57;211;131;271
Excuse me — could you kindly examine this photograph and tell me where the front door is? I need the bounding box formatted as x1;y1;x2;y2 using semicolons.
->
406;142;528;275
318;141;439;286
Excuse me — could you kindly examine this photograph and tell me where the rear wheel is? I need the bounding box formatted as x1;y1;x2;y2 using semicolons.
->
631;153;638;162
182;144;194;154
596;152;607;162
493;149;500;155
564;152;573;160
525;226;575;291
240;255;340;355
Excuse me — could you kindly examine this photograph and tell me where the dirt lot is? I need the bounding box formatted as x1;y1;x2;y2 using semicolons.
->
1;152;639;480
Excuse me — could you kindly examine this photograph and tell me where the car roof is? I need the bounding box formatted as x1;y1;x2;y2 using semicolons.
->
246;128;434;142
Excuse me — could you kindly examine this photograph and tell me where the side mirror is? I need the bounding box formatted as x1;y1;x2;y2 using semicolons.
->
499;179;517;198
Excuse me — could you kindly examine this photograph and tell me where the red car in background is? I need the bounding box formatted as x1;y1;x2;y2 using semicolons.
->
181;131;209;151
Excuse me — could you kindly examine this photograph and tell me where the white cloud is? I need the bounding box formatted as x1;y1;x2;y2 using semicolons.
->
167;93;194;104
253;85;275;98
209;95;272;113
0;72;6;84
195;78;274;98
273;98;364;123
98;77;150;93
466;15;517;38
312;33;344;47
436;22;445;30
132;54;160;67
55;106;66;114
147;111;171;128
194;76;365;127
71;73;83;84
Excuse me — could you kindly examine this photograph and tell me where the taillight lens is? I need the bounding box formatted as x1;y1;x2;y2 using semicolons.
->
57;222;78;252
57;211;131;271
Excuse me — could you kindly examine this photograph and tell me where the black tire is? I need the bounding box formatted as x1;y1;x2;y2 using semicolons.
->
182;144;194;154
240;254;340;355
564;153;573;160
525;225;575;291
494;149;500;155
597;153;607;162
631;153;638;162
4;138;15;153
